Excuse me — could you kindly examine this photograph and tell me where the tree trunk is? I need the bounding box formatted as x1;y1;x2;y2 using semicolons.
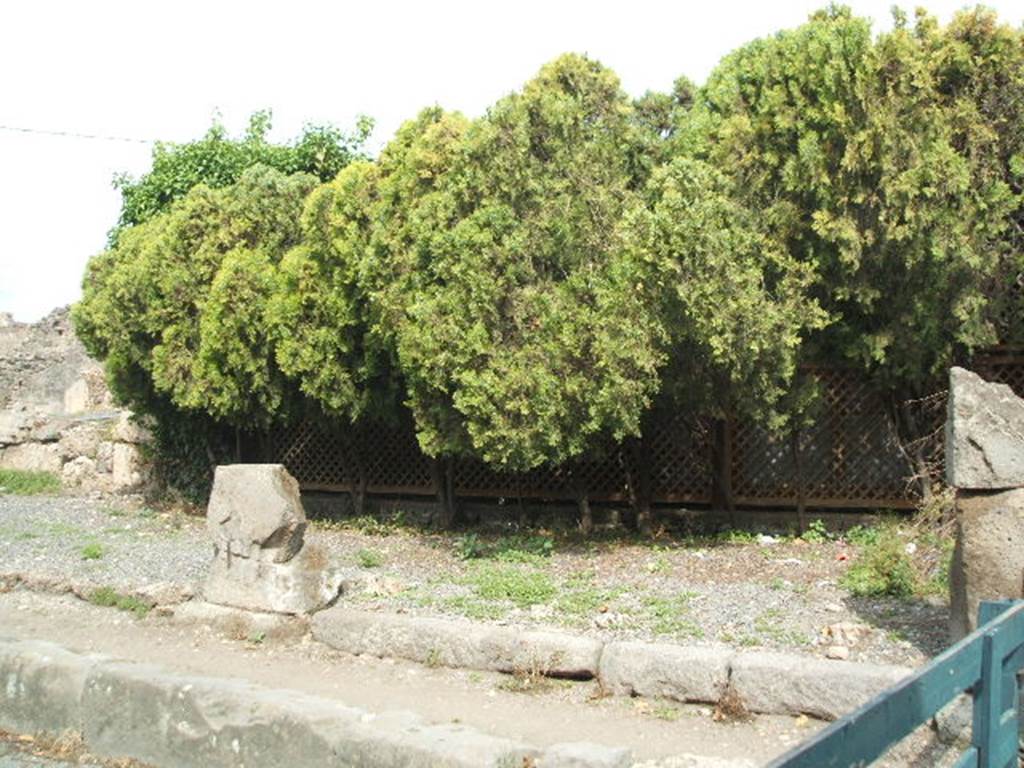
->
791;429;806;534
431;458;456;529
578;493;593;537
636;434;654;537
711;417;736;526
890;393;936;503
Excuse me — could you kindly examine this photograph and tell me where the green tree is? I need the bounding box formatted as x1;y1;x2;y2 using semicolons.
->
385;56;664;480
113;110;372;236
74;166;316;500
683;6;1020;497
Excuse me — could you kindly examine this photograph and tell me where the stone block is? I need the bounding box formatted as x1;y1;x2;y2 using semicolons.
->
203;545;343;615
949;488;1024;639
0;442;62;473
539;742;632;767
203;465;341;614
63;379;90;414
112;442;146;488
598;641;732;704
112;411;151;444
312;608;603;678
81;658;536;768
206;464;305;562
946;367;1024;490
729;651;909;720
0;639;101;735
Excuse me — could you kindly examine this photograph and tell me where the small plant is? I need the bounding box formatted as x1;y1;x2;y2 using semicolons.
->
247;630;267;645
841;532;917;598
81;542;105;560
652;703;682;722
0;469;61;496
355;548;384;568
713;684;751;722
801;519;828;543
457;533;485;560
88;587;151;618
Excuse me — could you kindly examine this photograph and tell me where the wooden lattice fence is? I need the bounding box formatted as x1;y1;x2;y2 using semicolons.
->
265;354;1024;511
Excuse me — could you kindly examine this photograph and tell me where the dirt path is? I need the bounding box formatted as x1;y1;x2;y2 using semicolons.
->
0;591;819;766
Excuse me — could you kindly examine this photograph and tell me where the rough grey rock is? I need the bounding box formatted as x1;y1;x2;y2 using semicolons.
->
598;641;732;704
946;367;1024;490
111;442;146;489
203;465;341;614
204;542;343;615
313;607;604;678
111;411;151;444
206;464;306;562
933;694;972;746
63;379;90;414
539;742;632;767
0;442;62;473
949;488;1024;639
729;651;910;720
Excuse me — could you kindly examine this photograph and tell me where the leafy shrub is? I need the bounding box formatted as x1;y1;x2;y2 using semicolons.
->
841;535;917;598
80;543;104;560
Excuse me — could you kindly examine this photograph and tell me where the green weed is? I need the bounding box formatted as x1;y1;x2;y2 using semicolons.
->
81;542;105;560
0;469;60;495
355;548;385;568
88;587;151;618
466;563;555;608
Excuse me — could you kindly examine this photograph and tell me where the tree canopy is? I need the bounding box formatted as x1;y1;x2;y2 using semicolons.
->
75;7;1024;506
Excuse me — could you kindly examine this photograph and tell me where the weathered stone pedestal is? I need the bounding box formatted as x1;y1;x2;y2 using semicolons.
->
203;464;342;615
947;367;1024;639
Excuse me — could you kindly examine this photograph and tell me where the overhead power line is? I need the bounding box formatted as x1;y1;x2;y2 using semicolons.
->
0;123;157;145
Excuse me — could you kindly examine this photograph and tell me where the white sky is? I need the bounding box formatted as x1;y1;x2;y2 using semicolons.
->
2;0;1022;322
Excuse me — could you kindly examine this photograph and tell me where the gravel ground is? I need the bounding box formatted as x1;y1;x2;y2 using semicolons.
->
0;493;950;667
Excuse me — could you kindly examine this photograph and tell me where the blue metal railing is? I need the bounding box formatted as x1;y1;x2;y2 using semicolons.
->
769;600;1024;768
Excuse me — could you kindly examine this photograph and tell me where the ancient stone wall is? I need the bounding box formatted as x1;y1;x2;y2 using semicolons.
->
0;307;151;493
946;366;1024;639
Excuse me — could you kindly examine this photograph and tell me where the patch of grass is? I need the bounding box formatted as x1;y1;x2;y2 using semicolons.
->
641;593;704;638
80;542;105;560
355;548;385;568
0;468;60;495
88;587;150;618
456;533;555;564
438;595;508;621
466;563;556;608
752;609;809;645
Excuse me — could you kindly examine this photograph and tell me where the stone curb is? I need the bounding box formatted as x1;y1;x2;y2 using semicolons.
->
312;607;604;679
312;607;913;720
0;637;631;768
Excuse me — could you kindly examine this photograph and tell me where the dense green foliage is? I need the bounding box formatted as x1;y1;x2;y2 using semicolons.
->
686;6;1022;394
113;111;372;234
75;6;1024;506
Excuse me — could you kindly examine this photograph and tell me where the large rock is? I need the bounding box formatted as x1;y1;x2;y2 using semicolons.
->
112;442;146;488
949;487;1024;639
946;367;1024;490
598;641;732;704
0;441;62;473
203;464;341;614
207;464;306;562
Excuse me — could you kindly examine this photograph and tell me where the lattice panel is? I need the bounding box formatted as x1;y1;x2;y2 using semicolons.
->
266;356;1024;509
732;369;913;504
